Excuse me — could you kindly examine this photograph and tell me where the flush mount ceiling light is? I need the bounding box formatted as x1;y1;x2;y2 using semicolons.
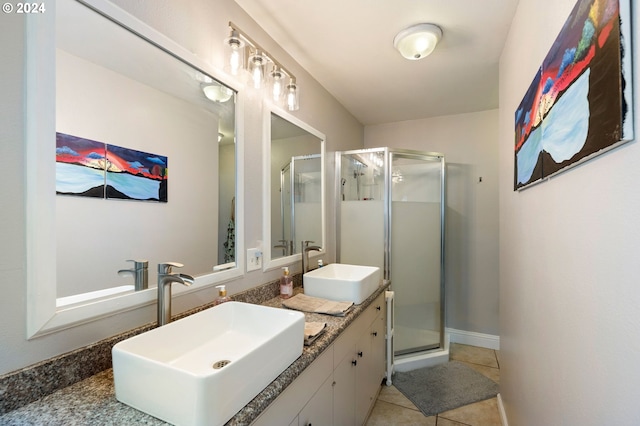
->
393;23;442;60
224;22;301;111
202;83;234;102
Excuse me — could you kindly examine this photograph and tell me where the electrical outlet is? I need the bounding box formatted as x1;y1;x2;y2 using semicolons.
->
247;248;262;271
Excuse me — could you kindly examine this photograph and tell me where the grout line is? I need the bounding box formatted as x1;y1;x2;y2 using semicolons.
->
377;398;422;413
458;359;500;371
437;413;473;426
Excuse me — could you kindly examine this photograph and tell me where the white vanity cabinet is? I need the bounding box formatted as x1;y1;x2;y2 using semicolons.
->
252;291;386;426
298;374;334;426
334;292;386;425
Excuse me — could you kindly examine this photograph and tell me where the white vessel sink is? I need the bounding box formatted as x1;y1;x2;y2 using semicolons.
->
112;301;305;426
303;263;381;304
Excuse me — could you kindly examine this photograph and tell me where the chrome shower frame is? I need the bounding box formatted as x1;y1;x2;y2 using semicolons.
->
336;147;446;352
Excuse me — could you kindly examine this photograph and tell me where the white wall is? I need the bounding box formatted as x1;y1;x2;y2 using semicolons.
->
0;0;363;376
499;1;640;424
365;109;500;336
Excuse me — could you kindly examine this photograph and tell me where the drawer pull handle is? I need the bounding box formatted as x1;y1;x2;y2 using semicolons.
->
352;359;357;366
371;331;378;337
358;351;363;357
376;306;381;311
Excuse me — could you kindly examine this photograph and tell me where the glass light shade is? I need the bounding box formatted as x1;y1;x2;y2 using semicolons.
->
393;23;442;60
202;83;234;102
270;69;285;103
286;80;299;111
248;51;267;89
224;31;245;75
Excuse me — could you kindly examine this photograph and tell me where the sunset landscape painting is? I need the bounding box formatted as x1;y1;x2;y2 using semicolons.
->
56;133;107;198
56;132;168;202
514;0;633;190
105;144;168;202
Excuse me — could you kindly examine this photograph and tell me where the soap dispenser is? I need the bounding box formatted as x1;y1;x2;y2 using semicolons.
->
214;285;231;305
280;267;293;299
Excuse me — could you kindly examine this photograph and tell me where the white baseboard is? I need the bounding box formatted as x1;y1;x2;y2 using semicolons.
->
497;393;508;426
445;327;500;350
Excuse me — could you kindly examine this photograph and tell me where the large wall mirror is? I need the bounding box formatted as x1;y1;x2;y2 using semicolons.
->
263;106;325;271
26;0;244;337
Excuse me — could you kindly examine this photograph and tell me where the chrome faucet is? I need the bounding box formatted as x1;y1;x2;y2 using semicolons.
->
118;259;149;291
274;239;294;256
157;262;194;326
301;240;322;274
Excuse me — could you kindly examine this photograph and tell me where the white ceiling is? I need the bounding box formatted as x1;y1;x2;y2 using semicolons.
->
235;0;520;125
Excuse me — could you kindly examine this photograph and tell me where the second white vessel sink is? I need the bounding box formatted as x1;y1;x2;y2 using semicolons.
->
303;263;381;304
112;301;305;426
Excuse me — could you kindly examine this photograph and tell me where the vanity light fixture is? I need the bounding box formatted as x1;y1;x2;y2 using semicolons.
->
224;29;245;75
224;22;301;111
393;23;442;60
270;67;285;103
248;50;268;89
286;78;299;111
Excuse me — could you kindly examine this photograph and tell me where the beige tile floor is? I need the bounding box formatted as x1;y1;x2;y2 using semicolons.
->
366;343;501;426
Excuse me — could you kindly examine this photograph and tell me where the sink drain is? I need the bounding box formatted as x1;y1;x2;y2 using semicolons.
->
212;360;231;369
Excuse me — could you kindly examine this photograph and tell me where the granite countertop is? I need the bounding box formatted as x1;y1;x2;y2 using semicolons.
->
0;284;389;426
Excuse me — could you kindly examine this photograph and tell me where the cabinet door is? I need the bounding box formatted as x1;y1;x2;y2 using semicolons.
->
333;352;356;425
299;374;334;426
355;329;374;426
371;313;386;385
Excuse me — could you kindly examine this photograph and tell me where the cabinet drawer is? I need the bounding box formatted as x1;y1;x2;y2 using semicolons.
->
333;292;385;367
252;347;333;426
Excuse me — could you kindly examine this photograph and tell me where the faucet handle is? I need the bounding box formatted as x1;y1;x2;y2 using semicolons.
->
126;259;149;270
158;262;184;274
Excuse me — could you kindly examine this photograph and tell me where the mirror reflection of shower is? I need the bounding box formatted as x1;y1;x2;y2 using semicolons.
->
278;154;322;257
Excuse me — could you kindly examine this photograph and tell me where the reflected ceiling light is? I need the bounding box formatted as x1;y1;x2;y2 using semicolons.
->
202;83;234;102
218;133;224;143
224;22;301;110
393;23;442;60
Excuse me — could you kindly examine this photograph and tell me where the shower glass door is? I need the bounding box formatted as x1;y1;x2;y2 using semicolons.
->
390;152;445;355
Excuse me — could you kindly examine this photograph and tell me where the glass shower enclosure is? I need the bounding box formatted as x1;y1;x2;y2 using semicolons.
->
336;148;445;356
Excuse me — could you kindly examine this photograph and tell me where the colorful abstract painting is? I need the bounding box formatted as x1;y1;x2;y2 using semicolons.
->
514;0;633;190
56;132;168;202
105;145;167;202
56;133;107;198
